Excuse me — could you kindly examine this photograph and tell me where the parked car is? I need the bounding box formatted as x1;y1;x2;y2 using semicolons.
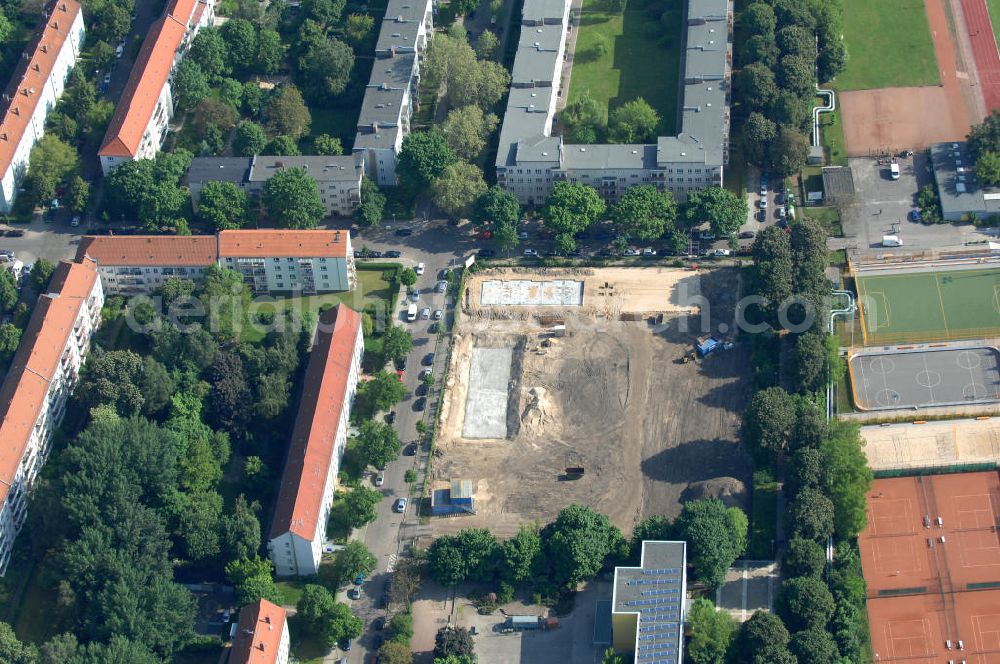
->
369;250;383;258
758;198;768;209
697;231;716;241
910;209;922;222
3;230;23;237
738;230;755;239
518;231;528;240
404;442;417;455
413;397;426;411
393;498;408;513
385;411;396;424
341;638;353;652
709;248;731;257
641;247;657;257
523;249;538;257
355;574;365;585
70;216;80;227
435;280;448;293
420;367;433;378
477;230;493;240
420;307;431;319
374;472;384;487
384;250;401;258
433;309;443;320
478;248;496;258
349;587;361;600
415;262;425;275
395;228;413;236
776;207;786;219
410;289;419;302
422;353;434;366
623;248;640;256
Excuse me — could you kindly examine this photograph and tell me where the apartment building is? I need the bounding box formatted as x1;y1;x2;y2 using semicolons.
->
76;230;355;296
352;0;434;185
187;155;365;217
0;0;85;213
0;258;104;575
98;0;215;174
495;0;731;205
75;234;219;295
268;304;363;577
229;599;290;664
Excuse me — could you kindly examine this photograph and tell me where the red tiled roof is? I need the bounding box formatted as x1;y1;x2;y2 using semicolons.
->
0;259;99;508
0;1;82;177
98;15;186;159
218;230;350;259
269;304;361;542
229;599;287;664
76;235;218;267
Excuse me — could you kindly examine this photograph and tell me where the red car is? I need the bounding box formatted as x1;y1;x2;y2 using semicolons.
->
476;230;493;240
396;370;404;381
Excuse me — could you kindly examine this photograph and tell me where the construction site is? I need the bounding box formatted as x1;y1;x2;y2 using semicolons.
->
430;267;753;538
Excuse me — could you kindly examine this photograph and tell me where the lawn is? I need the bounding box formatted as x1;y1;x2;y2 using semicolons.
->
834;0;939;90
819;103;848;166
567;0;682;136
310;107;362;152
805;206;843;237
857;267;1000;344
748;470;778;559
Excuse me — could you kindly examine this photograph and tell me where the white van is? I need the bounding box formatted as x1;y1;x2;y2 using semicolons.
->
406;303;418;322
881;235;903;247
890;163;900;180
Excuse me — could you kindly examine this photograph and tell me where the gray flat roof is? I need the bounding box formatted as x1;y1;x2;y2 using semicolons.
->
512;24;565;84
521;0;569;22
354;53;417;149
613;541;686;664
496;88;556;166
187;157;252;184
248;155;363;182
930;141;1000;217
561;143;658;170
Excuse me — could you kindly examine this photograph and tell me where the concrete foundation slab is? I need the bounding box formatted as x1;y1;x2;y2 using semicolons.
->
480;279;584;306
462;347;514;438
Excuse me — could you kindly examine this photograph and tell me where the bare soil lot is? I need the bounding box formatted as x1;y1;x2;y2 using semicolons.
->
431;267;752;538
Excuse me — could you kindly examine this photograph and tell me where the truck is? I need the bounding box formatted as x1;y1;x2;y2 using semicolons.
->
881;235;903;247
406;303;418;322
501;616;559;632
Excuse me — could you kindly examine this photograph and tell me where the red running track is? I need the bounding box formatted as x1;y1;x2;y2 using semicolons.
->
961;0;1000;112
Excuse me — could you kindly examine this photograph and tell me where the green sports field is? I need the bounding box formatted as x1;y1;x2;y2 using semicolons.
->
857;268;1000;344
835;0;939;90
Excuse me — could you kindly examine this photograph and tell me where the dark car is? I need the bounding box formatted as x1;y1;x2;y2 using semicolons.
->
3;229;23;237
385;411;396;425
373;616;385;630
395;356;407;371
395;228;413;236
385;250;401;258
597;248;615;257
341;638;352;652
739;230;756;239
369;250;383;258
404;442;417;456
478;248;496;258
422;352;434;366
413;397;426;412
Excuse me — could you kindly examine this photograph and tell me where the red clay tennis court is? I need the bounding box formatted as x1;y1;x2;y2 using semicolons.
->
860;472;1000;663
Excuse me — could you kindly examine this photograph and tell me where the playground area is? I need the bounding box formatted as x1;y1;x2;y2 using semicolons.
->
431;267;751;538
854;263;1000;345
860;472;1000;663
848;346;1000;410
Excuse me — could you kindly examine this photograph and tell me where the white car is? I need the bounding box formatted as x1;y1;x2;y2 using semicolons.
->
70;216;80;227
415;262;425;275
420;307;431;319
623;248;641;256
393;498;408;513
708;248;731;257
641;247;657;257
375;473;384;487
433;309;443;320
759;198;768;209
523;249;538;257
518;231;528;240
421;367;433;378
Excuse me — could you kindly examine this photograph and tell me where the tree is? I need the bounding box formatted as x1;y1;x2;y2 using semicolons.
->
778;576;835;631
197;181;252;230
427;535;470;586
386;613;413;643
786;447;824;495
345;13;375;45
743;112;777;165
0;621;36;664
474;185;521;228
0;323;21;365
434;626;475;658
256;28;283;74
29;134;78;189
777;55;815;99
383;324;413;360
742;387;796;461
262;167;325;228
0;270;17;313
67;175;90;214
220;19;258;74
769;89;812;131
198;266;251;344
685;187;748;239
750;226;793;324
785;488;835;541
331;540;377;587
296;585;362;649
735;63;777;113
450;0;479;15
475;30;500;60
397;131;458;194
543;181;606;240
28;258;55;294
494;221;520;254
790;218;829;299
399;268;418;287
442;106;499;160
172;60;210;112
296;37;354;102
561;90;607;142
314;134;344;155
790;329;827;394
233;121;267;156
601;650;625;664
673;499;748;587
741;3;776;36
817;28;847;83
609;98;660;143
742;33;780;68
782;537;825;577
359;371;408;416
355;177;386;226
790;627;838;664
379;641;413;664
975;151;1000;185
343;485;383;528
456;528;500;581
611;185;677;242
356;419;402;469
776;25;816;60
767;126;810;177
38;633;78;664
499;525;541;582
264;135;301;156
206;351;252;433
433;162;488;219
303;0;347;24
76;349;145;415
733;611;791;664
686;598;740;664
449;60;510;110
821;422;873;539
225;556;282;605
221;494;261;561
190;28;230;78
265;85;311;139
541;504;627;587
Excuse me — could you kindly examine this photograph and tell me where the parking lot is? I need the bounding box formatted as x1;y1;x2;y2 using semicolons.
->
841;155;999;253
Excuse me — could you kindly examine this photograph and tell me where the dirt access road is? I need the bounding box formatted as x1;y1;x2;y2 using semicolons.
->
431;267;753;538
